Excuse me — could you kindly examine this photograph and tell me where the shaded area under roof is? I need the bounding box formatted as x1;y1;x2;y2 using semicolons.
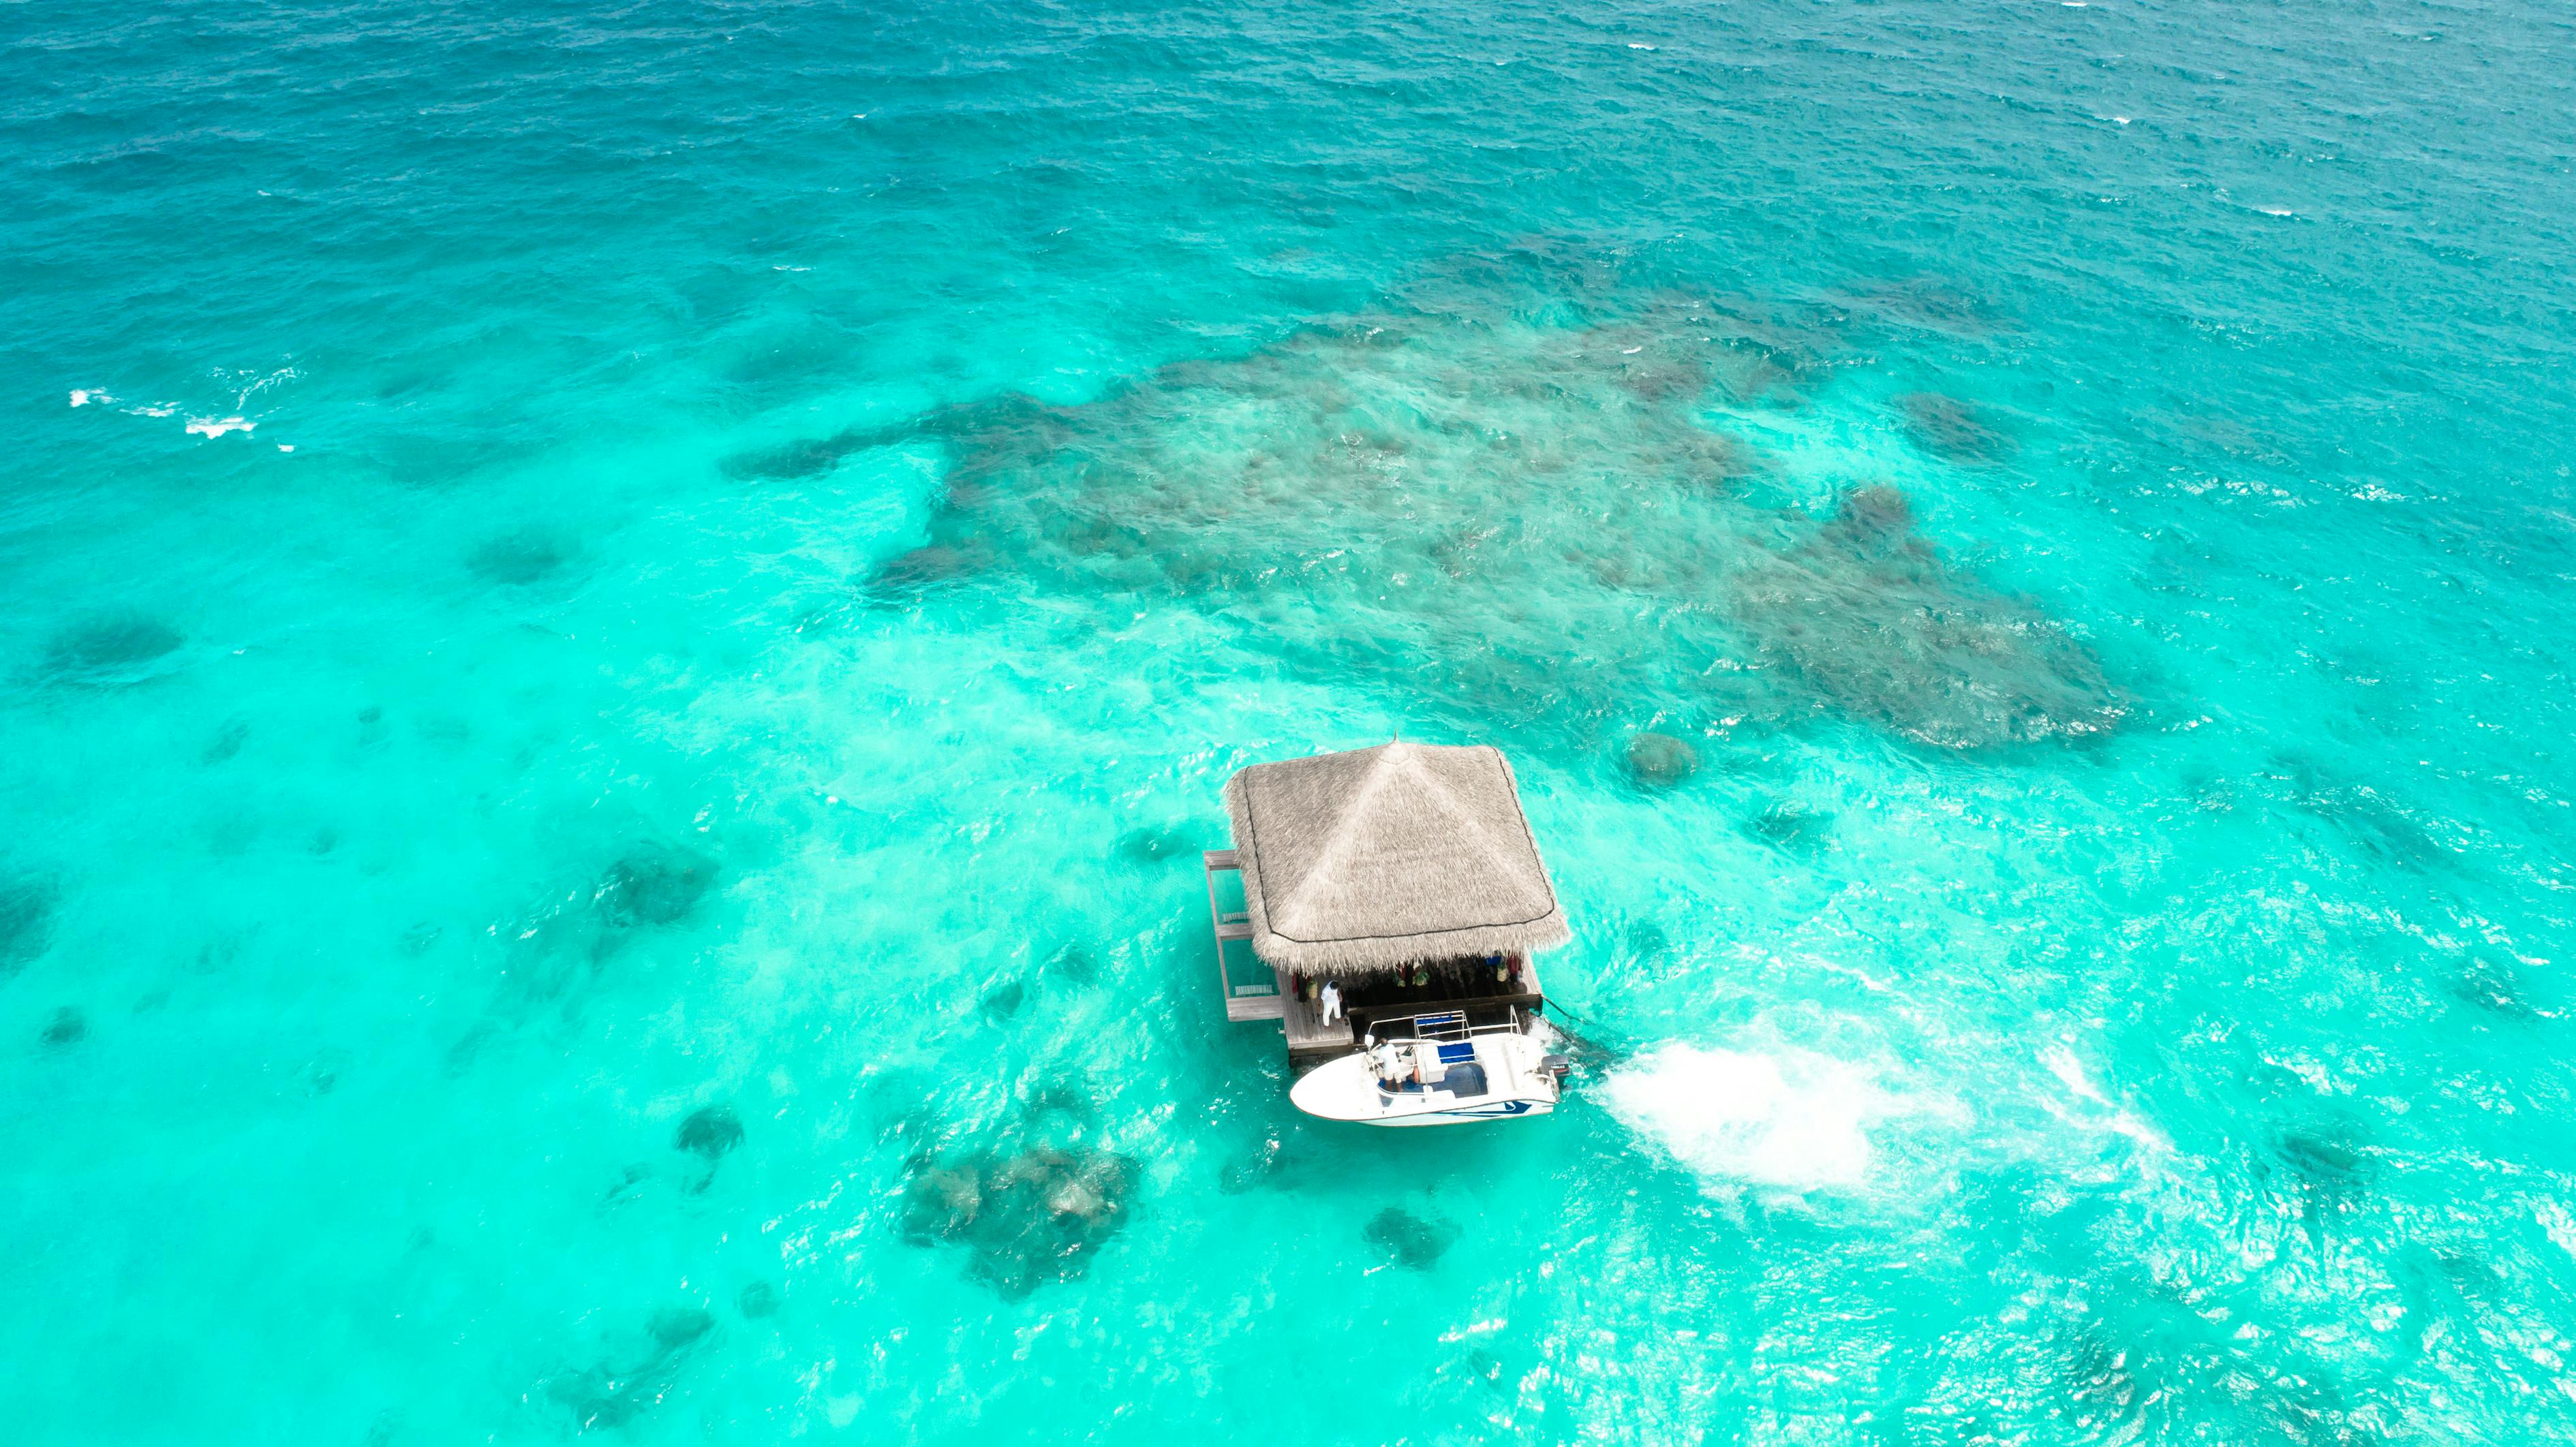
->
1221;741;1570;976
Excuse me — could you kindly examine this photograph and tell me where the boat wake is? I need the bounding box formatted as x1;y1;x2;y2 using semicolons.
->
1600;1042;1893;1194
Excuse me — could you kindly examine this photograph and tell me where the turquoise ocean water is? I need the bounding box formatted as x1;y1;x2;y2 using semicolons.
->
5;0;2575;1440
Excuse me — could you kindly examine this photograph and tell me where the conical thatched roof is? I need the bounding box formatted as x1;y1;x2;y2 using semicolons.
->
1222;741;1570;976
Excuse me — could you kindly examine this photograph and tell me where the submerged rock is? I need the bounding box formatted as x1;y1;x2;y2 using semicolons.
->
596;845;716;929
1045;943;1099;986
736;1281;780;1319
602;1163;652;1205
2451;956;2541;1019
0;876;56;976
41;1006;86;1046
1218;1133;1290;1195
1747;801;1833;853
2271;760;2444;870
1897;391;2012;463
2258;1121;2374;1244
675;1105;745;1160
979;978;1027;1021
1363;1206;1456;1270
649;1307;712;1351
1114;826;1202;866
1624;731;1700;788
547;1306;716;1432
202;717;249;764
467;529;568;585
902;1142;1136;1298
863;542;985;606
42;614;184;685
1625;919;1671;959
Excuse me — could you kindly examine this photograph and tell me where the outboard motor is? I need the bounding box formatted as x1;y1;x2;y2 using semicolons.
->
1538;1055;1574;1088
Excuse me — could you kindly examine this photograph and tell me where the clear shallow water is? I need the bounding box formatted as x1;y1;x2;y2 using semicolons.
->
4;0;2575;1440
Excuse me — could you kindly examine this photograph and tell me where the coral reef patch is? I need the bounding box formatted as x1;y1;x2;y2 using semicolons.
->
756;300;2121;754
901;1105;1137;1299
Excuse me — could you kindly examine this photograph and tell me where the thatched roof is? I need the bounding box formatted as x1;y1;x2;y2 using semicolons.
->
1222;741;1570;976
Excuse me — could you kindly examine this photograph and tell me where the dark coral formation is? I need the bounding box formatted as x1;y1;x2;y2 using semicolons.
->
546;1306;714;1431
2263;1123;2374;1236
1363;1205;1456;1270
0;875;56;976
467;529;570;585
1733;487;2125;749
675;1104;744;1160
202;717;249;764
595;845;716;929
2450;955;2542;1019
1043;942;1099;986
472;843;723;1021
979;977;1027;1020
1218;1132;1291;1195
1897;391;2014;463
1746;800;1834;853
902;1140;1135;1298
2259;755;2445;871
737;292;2123;754
42;614;184;685
1114;826;1205;866
1624;730;1700;788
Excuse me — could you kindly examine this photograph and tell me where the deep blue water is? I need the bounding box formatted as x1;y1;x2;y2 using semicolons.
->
5;0;2576;1441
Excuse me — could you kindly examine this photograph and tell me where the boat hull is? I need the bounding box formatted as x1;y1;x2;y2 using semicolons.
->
1289;1028;1560;1127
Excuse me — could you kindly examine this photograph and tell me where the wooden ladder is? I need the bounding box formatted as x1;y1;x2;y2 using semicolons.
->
1203;850;1283;1021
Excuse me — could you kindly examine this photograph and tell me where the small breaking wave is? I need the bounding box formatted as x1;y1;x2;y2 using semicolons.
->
187;416;256;438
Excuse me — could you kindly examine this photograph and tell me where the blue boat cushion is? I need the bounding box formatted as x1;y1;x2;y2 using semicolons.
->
1441;1063;1489;1098
1436;1042;1477;1064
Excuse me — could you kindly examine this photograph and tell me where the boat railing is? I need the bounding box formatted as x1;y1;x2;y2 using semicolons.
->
1366;1006;1531;1046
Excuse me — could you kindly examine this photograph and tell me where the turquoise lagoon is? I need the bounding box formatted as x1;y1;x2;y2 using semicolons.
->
3;0;2575;1441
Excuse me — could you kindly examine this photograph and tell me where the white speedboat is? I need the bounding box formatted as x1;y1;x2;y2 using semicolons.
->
1290;1009;1571;1127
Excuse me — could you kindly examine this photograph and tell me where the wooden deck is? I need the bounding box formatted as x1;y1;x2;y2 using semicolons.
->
1281;982;1355;1062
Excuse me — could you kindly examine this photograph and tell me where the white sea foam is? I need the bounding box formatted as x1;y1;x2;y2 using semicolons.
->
187;416;256;438
1601;1043;1887;1192
2040;1042;2171;1156
70;388;108;407
217;363;301;409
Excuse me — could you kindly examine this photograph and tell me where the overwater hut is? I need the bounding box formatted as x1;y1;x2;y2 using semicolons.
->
1203;741;1570;1065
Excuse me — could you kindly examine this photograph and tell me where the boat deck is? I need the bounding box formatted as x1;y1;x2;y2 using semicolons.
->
1281;980;1544;1065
